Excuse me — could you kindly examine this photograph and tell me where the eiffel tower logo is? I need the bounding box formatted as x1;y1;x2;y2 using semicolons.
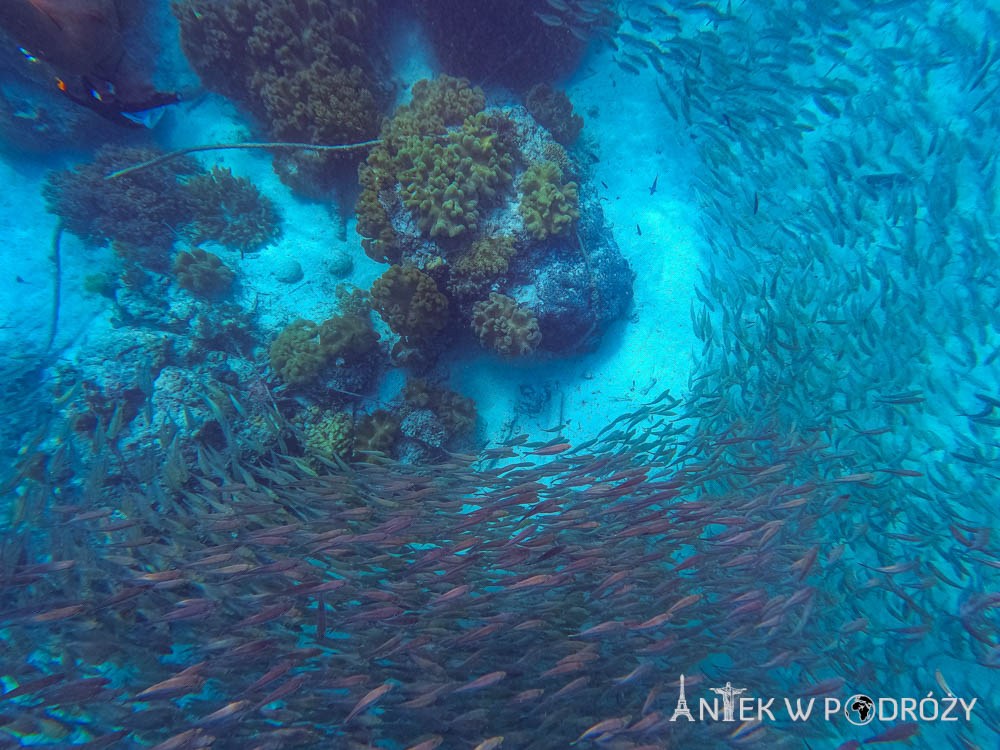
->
670;673;695;722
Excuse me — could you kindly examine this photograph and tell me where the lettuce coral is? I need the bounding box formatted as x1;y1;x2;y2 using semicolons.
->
173;248;235;299
370;265;449;341
183;167;281;254
471;293;542;356
519;161;580;240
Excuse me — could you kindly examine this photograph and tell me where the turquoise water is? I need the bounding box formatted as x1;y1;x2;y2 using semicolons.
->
1;1;998;748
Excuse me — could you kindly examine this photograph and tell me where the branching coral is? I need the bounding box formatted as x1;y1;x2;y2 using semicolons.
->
182;167;281;253
471;293;542;356
448;236;517;300
519;161;580;240
43;146;201;269
370;265;449;341
525;84;584;146
173;248;235;299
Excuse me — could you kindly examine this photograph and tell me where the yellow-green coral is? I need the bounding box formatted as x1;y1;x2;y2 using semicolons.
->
448;236;517;300
397;112;514;239
302;409;355;458
370;265;449;341
355;76;503;255
388;75;486;145
471;293;542;356
269;319;326;385
519;161;579;240
173;248;235;299
270;313;378;385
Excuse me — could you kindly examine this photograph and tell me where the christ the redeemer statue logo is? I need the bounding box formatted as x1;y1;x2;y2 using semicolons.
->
670;673;695;721
710;681;747;722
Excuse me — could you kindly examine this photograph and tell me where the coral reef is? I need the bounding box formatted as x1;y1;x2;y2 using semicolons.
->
319;313;379;360
370;265;449;342
268;319;327;386
183;167;281;253
269;312;379;387
519;161;579;240
448;236;517;300
403;378;477;438
173;248;235;299
356;76;502;260
396;112;515;239
172;0;387;195
525;83;584;146
335;284;372;318
42;146;201;269
471;293;542;356
394;75;487;136
44;149;280;269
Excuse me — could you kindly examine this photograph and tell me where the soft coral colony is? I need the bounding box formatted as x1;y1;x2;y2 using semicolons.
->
37;2;633;470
